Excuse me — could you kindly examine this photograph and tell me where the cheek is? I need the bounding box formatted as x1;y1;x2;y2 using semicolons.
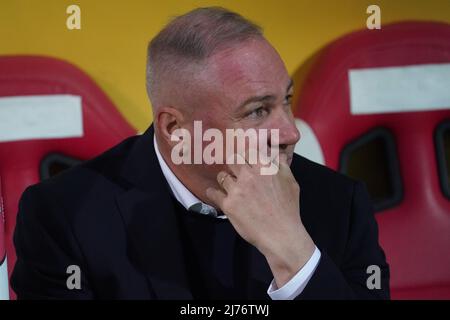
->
201;163;227;181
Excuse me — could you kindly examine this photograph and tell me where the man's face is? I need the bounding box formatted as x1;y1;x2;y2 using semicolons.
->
183;38;300;179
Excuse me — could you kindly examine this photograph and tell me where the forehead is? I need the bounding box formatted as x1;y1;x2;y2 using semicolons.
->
201;39;290;107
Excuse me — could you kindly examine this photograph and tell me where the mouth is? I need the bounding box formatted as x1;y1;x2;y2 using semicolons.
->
286;151;294;164
279;153;293;165
287;156;293;165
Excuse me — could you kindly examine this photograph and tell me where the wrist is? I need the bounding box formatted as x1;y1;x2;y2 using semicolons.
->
265;235;315;288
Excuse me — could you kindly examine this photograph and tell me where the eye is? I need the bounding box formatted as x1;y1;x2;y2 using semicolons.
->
284;94;293;106
247;106;269;119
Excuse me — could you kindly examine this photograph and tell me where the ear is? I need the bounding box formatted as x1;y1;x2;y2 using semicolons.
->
155;106;185;145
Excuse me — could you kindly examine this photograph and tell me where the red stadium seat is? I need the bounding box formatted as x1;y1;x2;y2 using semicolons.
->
0;56;136;299
293;21;450;299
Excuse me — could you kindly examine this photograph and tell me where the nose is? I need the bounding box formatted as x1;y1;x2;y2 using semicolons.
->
267;110;300;150
279;119;300;146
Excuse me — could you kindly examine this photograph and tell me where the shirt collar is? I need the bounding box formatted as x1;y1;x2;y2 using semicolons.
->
153;135;226;219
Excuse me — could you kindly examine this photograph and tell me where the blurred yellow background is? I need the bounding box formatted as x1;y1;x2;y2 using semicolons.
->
1;0;450;131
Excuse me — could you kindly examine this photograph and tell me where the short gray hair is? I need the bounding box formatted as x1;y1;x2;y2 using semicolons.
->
146;7;263;107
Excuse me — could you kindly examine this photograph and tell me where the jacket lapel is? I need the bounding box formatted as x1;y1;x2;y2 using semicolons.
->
115;125;193;299
114;125;275;299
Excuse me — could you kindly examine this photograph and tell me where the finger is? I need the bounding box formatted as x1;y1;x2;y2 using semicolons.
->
259;148;274;167
228;130;254;169
272;152;296;179
267;150;286;168
277;153;288;167
251;147;281;176
226;153;246;176
259;154;279;176
206;187;226;208
236;148;260;171
217;171;235;191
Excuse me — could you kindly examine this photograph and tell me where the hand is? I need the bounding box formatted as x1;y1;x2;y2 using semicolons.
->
206;152;316;288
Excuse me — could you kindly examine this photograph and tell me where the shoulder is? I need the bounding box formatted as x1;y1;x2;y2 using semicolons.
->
290;153;358;196
290;153;370;229
20;134;141;217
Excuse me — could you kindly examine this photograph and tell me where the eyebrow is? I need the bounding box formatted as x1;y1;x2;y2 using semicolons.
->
236;79;294;111
286;79;294;92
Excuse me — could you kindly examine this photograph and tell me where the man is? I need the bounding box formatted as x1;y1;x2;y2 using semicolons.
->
11;7;389;299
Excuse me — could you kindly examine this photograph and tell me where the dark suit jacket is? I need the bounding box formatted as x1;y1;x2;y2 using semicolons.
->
11;125;390;299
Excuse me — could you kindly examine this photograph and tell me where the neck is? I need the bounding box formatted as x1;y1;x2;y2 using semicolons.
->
157;136;218;206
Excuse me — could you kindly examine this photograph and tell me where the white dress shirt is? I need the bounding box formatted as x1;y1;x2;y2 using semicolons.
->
153;136;321;299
